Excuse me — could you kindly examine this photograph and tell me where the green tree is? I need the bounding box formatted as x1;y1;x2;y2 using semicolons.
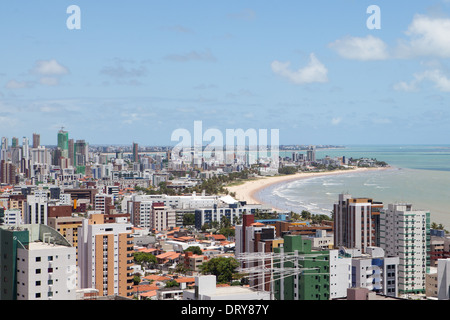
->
165;280;179;288
278;166;297;175
133;252;157;268
184;246;203;255
183;213;195;226
200;257;239;284
301;210;312;220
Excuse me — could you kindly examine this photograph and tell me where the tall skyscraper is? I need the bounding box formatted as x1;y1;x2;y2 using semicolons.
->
74;139;87;169
306;145;316;162
333;194;383;254
32;133;40;148
0;160;16;185
78;214;134;298
132;142;139;163
68;138;74;167
57;129;69;158
22;137;29;161
11;137;18;148
380;203;431;295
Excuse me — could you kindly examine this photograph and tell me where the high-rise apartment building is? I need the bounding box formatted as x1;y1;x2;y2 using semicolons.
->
0;224;77;300
25;194;48;225
57;129;69;158
380;203;431;295
151;202;176;232
235;214;282;292
22;137;29;161
306;145;316;162
68;138;74;167
32;133;40;149
74;139;88;169
0;160;17;185
132;142;139;163
437;258;450;300
94;193;114;214
273;235;330;300
333;194;382;254
78;214;134;298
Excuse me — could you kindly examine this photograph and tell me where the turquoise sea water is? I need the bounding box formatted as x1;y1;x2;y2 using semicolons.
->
255;145;450;230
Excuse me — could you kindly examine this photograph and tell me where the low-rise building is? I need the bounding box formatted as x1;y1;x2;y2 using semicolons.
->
183;275;271;300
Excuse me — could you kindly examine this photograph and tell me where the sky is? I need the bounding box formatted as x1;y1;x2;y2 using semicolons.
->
1;0;450;146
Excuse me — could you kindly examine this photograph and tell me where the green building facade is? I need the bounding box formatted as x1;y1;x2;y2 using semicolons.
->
0;227;30;300
57;130;69;158
274;235;330;300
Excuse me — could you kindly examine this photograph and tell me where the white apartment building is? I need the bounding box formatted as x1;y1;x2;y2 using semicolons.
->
437;258;450;300
329;249;351;299
59;193;72;205
151;203;176;232
350;247;399;297
123;193;220;212
2;209;22;225
380;203;430;295
15;225;77;300
25;194;48;225
94;193;114;214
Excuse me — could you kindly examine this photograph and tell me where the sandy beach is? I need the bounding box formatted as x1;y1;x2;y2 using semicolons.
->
226;167;388;211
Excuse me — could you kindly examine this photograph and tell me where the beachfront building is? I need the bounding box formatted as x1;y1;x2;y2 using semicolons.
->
380;203;431;296
333;194;383;254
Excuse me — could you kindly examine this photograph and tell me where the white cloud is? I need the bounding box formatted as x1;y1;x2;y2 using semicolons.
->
393;80;418;92
271;53;328;85
32;59;69;75
394;69;450;92
5;79;34;89
329;35;389;61
331;117;342;125
39;77;60;86
396;14;450;58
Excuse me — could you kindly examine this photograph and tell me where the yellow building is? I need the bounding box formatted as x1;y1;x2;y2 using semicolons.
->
78;214;134;298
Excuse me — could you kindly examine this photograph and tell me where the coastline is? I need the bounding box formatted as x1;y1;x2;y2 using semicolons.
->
226;167;390;212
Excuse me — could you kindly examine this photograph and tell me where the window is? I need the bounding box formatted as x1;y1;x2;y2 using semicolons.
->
36;281;41;286
36;269;41;274
36;257;41;262
35;293;41;298
48;256;53;261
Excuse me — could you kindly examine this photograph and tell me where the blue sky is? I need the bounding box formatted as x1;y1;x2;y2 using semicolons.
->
1;1;450;146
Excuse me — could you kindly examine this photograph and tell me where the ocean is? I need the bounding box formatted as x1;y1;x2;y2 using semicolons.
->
254;145;450;230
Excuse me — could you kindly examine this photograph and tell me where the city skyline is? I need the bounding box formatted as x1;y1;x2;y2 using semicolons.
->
2;1;450;146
